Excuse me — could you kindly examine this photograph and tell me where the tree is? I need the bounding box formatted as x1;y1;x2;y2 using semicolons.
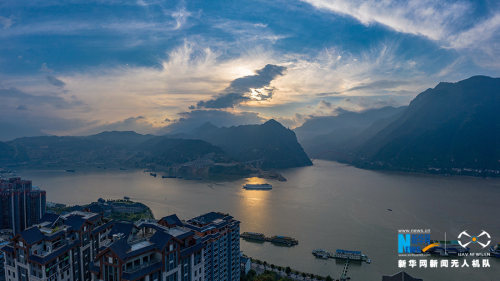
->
285;267;291;276
271;264;275;270
325;276;333;281
263;261;268;270
248;270;256;280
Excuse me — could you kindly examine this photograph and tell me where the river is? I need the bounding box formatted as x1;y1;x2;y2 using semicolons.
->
18;160;500;281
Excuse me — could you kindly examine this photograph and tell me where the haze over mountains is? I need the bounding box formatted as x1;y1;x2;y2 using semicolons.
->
0;121;311;179
296;75;499;176
0;75;498;177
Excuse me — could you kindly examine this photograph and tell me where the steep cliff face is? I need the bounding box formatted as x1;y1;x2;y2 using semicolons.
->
357;76;499;172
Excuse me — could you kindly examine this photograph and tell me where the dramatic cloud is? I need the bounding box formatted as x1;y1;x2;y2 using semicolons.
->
196;64;286;109
0;0;498;138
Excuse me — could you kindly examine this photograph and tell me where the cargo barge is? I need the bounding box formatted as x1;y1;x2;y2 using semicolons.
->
241;232;298;247
311;249;371;264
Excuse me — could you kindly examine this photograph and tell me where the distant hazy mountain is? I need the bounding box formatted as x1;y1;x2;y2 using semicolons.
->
0;131;223;169
0;120;312;178
86;131;155;146
189;119;312;169
297;76;499;176
356;76;499;173
294;106;406;160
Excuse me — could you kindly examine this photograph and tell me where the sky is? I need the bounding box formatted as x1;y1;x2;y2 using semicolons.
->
0;0;499;140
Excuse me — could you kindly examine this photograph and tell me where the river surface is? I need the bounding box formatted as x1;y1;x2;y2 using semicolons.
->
18;160;500;281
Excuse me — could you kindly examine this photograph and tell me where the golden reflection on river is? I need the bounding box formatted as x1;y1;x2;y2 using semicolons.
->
237;177;271;231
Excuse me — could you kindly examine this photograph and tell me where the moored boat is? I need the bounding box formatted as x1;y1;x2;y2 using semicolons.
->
312;249;330;259
270;235;299;246
241;232;266;241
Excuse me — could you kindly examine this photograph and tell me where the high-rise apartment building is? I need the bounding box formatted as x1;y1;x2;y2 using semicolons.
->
181;212;240;281
0;178;46;235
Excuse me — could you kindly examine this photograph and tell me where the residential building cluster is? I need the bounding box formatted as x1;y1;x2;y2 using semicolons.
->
0;178;241;281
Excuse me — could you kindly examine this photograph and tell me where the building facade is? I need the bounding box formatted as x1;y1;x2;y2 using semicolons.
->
1;210;240;281
0;178;46;235
1;211;103;281
180;212;240;281
90;220;204;281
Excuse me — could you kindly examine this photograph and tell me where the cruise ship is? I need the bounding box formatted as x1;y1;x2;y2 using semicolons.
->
242;183;272;190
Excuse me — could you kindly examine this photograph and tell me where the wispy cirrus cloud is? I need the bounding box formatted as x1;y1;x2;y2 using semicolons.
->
301;0;500;68
301;0;471;41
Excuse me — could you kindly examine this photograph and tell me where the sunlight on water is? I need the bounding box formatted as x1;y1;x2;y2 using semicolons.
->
244;177;268;184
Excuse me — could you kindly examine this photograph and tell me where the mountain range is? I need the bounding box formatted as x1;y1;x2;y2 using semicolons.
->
295;75;499;176
0;120;311;179
1;75;497;177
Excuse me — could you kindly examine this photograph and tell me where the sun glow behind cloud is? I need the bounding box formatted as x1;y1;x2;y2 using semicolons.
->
0;0;498;139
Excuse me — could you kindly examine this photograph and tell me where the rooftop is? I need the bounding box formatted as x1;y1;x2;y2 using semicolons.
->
189;212;226;226
382;271;423;281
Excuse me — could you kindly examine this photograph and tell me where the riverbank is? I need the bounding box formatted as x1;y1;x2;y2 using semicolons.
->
47;198;154;222
245;256;335;281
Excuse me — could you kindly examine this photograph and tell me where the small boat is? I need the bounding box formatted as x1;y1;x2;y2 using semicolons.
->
150;173;157;177
490;243;500;258
312;249;330;259
243;183;272;190
387;209;392;211
162;175;176;178
65;169;75;173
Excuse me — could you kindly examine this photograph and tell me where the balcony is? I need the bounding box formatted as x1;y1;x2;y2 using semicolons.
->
122;261;162;280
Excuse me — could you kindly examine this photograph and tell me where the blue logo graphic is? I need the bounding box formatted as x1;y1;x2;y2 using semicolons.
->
398;233;431;253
